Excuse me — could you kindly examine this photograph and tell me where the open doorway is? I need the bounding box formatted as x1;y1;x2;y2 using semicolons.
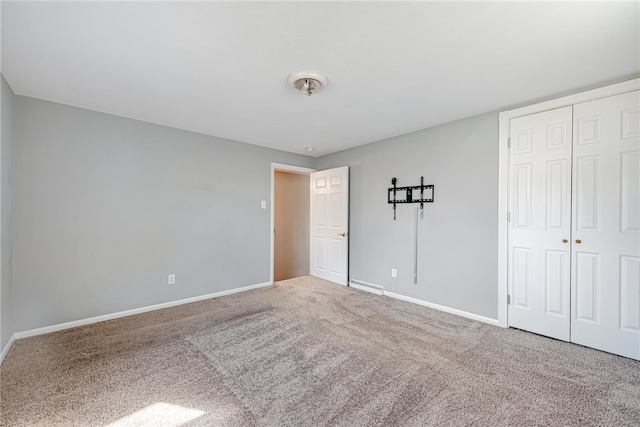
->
271;164;313;283
270;163;350;286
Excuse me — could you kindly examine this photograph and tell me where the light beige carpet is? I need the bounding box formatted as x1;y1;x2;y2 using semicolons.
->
1;276;639;426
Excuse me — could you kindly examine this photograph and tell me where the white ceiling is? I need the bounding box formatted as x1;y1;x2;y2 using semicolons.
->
2;1;639;157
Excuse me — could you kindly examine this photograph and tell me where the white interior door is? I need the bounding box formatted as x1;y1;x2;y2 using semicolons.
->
310;166;349;286
571;90;640;360
508;106;573;341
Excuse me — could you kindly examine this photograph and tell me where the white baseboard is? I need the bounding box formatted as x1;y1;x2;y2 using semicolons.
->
13;281;273;340
4;279;499;364
384;291;500;326
0;333;16;364
349;280;384;296
348;278;499;327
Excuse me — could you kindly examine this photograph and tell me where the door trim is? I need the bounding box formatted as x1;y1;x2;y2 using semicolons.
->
270;163;315;285
497;78;640;328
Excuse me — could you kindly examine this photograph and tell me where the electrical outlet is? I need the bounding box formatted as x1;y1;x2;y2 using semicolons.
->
168;274;176;285
391;268;397;278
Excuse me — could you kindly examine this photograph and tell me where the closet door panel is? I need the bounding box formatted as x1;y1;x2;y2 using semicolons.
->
571;90;640;360
574;155;600;231
508;106;572;341
621;150;640;233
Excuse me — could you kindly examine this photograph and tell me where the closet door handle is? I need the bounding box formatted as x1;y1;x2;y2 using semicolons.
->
562;239;568;243
575;239;582;244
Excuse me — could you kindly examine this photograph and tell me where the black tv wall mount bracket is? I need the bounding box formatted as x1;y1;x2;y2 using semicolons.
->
388;176;434;220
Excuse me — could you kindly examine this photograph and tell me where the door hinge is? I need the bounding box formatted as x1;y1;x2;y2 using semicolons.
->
507;295;511;305
508;138;511;149
507;212;511;222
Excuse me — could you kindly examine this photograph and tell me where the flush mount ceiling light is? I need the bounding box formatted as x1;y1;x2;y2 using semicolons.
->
288;71;328;96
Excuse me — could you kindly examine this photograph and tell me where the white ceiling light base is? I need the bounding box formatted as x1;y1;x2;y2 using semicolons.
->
288;71;328;96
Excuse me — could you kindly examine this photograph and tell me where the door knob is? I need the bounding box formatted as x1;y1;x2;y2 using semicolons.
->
575;239;582;244
562;239;568;243
338;232;348;237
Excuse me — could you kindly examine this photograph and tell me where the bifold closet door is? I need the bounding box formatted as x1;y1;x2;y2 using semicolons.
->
508;106;573;341
571;90;640;360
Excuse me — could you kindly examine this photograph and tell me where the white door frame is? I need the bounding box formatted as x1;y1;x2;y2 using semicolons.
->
270;162;316;285
497;78;640;328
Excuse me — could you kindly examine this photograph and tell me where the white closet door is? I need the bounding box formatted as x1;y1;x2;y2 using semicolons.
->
571;90;640;360
508;106;573;341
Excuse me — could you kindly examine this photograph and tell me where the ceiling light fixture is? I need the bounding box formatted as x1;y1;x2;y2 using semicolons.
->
288;71;328;96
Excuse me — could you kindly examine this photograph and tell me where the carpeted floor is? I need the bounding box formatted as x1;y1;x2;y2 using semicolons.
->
1;276;639;426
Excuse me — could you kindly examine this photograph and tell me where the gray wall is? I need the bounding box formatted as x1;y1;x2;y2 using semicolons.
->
13;96;312;331
316;112;499;320
10;93;498;332
1;75;15;350
274;171;310;281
